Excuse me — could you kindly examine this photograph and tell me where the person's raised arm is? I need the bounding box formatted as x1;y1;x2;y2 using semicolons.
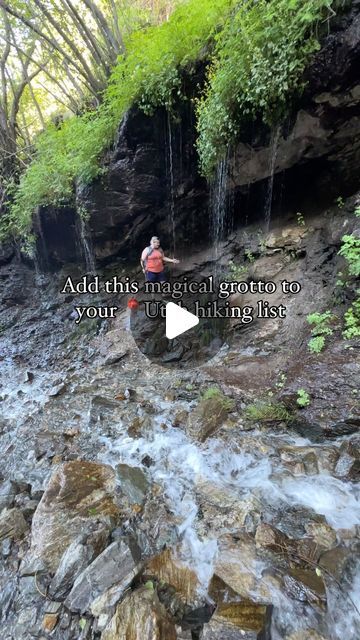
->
163;255;180;264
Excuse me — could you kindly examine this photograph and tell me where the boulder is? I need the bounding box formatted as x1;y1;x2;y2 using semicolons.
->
145;548;199;603
186;392;234;441
286;631;327;640
28;461;121;572
0;507;29;541
49;528;109;598
318;546;352;581
304;522;337;551
255;523;289;553
116;464;149;505
101;585;177;640
65;540;139;613
0;480;18;511
213;536;263;601
205;574;272;639
283;568;326;607
255;523;320;565
201;600;272;639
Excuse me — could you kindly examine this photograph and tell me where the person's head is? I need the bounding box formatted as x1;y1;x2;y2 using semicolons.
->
150;236;160;249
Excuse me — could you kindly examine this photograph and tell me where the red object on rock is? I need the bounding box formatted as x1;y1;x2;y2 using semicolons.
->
127;298;139;310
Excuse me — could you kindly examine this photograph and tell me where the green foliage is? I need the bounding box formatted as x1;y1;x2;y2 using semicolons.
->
338;234;360;277
343;297;360;339
226;259;248;280
144;580;155;591
296;212;305;226
296;389;311;407
245;401;292;423
309;335;328;353
307;311;335;353
3;0;236;241
201;386;235;411
108;0;236;115
196;0;336;176
308;335;326;353
275;372;287;390
245;250;255;263
2;0;339;239
336;196;344;209
355;206;360;218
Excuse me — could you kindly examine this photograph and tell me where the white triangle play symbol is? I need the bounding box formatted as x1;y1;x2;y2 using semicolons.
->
166;302;199;340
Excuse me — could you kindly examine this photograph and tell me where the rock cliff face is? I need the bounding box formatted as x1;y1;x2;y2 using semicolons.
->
29;3;360;270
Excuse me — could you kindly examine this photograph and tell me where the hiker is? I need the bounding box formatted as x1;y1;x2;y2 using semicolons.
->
140;236;179;282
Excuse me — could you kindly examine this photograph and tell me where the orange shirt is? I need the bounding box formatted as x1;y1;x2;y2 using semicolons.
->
141;247;164;273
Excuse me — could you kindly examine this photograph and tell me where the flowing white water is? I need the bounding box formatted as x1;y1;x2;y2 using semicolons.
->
100;416;271;593
325;561;360;640
98;392;360;636
280;474;360;529
264;125;281;231
77;214;96;273
210;151;230;270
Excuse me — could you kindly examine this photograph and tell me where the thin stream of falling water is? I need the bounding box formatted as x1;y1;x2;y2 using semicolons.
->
210;150;230;268
264;124;281;231
167;111;176;257
77;214;96;274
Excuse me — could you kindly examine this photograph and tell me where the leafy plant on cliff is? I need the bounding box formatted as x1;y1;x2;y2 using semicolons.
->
343;298;360;339
296;389;311;407
196;0;337;177
307;311;336;353
338;234;360;278
337;208;360;340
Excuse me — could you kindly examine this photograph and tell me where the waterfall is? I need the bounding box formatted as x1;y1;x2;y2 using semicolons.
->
167;111;176;257
116;110;130;148
34;208;49;272
76;213;96;274
210;150;230;266
264;124;281;231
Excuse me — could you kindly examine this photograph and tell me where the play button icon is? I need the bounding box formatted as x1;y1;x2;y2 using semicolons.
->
165;302;199;339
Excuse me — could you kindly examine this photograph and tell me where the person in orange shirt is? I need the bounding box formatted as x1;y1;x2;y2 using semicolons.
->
140;236;179;283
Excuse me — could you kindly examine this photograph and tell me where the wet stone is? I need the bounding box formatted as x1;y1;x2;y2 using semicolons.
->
186;393;233;442
201;602;272;640
0;479;18;511
49;532;107;599
101;585;177;640
255;523;290;553
116;464;149;504
27;461;121;572
206;573;272;639
145;548;199;604
65;540;139;613
304;522;337;550
318;546;353;581
34;432;67;460
213;536;260;600
0;507;29;541
286;631;328;640
42;613;59;632
283;568;326;606
335;453;356;477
